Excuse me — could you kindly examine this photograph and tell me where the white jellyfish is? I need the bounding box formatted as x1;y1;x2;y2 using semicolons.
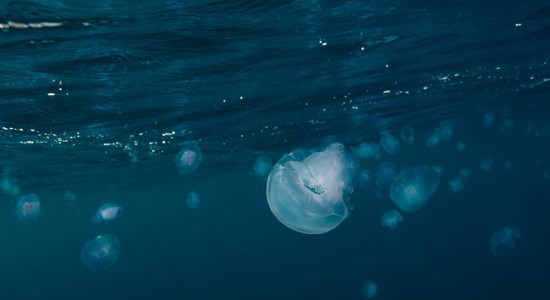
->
352;142;380;159
380;210;403;229
266;143;355;234
361;280;378;299
92;203;121;223
489;226;520;257
380;133;400;155
253;155;273;179
81;234;121;272
186;191;201;208
390;166;440;212
175;142;202;174
400;126;415;144
16;193;41;222
376;162;397;190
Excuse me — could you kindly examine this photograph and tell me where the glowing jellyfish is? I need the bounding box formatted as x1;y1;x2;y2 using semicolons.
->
357;169;372;187
186;191;201;208
253;155;273;179
380;210;403;229
380;133;400;155
266;143;355;234
92;203;121;223
448;176;465;192
16;193;41;222
361;280;377;299
376;162;397;190
390;166;440;212
81;234;121;272
175;142;202;174
489;226;520;257
479;157;494;172
352;142;380;159
400;126;415;144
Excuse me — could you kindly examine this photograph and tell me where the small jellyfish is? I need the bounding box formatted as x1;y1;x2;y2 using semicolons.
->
253;155;273;179
504;160;513;170
266;143;355;234
489;226;520;257
431;165;444;176
483;112;495;127
455;141;466;151
352;142;380;159
1;169;20;197
390;166;440;212
400;126;415;144
81;234;121;272
175;142;202;174
361;280;377;299
186;191;201;208
380;210;403;229
16;193;41;222
92;203;122;223
380;133;400;155
437;121;454;142
448;176;465;192
425;131;441;148
357;169;372;187
479;157;494;172
376;162;397;190
458;167;471;178
64;191;78;206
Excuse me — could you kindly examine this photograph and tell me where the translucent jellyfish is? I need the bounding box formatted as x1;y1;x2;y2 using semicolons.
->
425;131;441;148
431;165;444;176
361;280;377;299
186;191;201;208
64;191;78;206
455;141;466;151
483;112;495;127
479;157;494;172
1;169;20;196
81;234;121;272
352;142;380;159
400;126;415;144
380;133;400;155
266;143;355;234
92;203;121;223
448;176;465;192
437;121;454;142
458;167;471;178
16;193;41;222
489;226;520;257
175;142;202;174
376;162;397;190
357;169;372;187
380;210;403;229
253;155;273;179
390;166;440;212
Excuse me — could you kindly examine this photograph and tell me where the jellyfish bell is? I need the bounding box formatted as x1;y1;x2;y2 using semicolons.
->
16;193;41;222
92;203;122;223
390;166;440;212
352;142;380;159
266;143;356;234
361;280;378;299
489;226;520;257
252;155;273;179
175;142;203;174
380;133;400;155
81;234;121;272
186;191;201;208
380;210;403;229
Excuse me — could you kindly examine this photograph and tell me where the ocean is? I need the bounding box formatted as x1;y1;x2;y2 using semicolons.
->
0;0;549;299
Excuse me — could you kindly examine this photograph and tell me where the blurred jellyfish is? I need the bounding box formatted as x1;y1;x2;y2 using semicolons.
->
81;234;121;272
266;143;355;234
380;210;403;229
437;121;454;142
455;141;466;151
544;166;550;180
425;131;441;148
390;166;440;212
376;162;397;190
504;160;513;170
380;133;400;155
64;191;78;206
483;112;495;127
92;203;121;223
186;191;201;208
361;280;377;299
253;155;273;179
400;126;415;144
175;142;202;174
352;142;380;159
479;157;494;172
431;165;444;176
489;226;520;257
458;168;471;178
1;169;20;197
357;169;372;187
448;176;465;192
16;193;41;222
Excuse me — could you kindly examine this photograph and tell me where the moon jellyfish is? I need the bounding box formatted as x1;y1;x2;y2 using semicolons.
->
437;121;454;142
489;226;520;257
380;133;400;155
376;162;397;190
361;280;377;299
455;141;466;151
448;176;465;192
425;131;441;148
1;169;20;197
253;155;273;179
479;157;494;172
357;169;372;187
400;126;415;144
390;166;440;212
186;191;201;208
175;142;202;174
431;165;444;176
266;143;355;234
380;210;403;229
16;193;41;222
92;203;122;223
64;191;78;206
81;234;121;272
352;142;380;159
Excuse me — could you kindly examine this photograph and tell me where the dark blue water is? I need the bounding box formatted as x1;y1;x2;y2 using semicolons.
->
1;0;549;299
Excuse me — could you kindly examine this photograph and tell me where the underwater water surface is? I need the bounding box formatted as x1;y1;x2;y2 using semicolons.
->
1;0;549;299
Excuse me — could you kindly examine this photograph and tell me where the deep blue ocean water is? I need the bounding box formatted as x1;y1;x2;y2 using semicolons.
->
1;0;549;299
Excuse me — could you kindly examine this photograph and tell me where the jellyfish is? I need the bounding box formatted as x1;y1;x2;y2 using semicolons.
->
64;191;77;206
92;203;121;223
425;131;441;148
400;126;415;144
437;121;454;142
483;112;495;127
380;210;403;229
81;234;121;272
361;280;377;299
455;141;466;151
352;142;380;159
16;193;41;222
489;226;520;257
253;155;273;179
357;169;372;187
266;143;355;234
186;191;201;208
175;142;202;174
448;176;465;192
1;169;20;197
479;157;494;172
431;165;444;176
390;166;440;212
380;133;400;155
376;162;397;190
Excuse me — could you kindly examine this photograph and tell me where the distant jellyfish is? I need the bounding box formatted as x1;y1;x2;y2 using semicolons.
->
16;193;41;222
455;141;466;151
390;166;440;212
458;168;471;178
92;203;122;223
186;191;201;208
489;226;520;257
448;176;465;192
504;160;513;170
483;112;495;127
357;169;372;187
431;165;444;176
400;126;415;144
1;169;20;197
352;142;380;159
361;280;378;299
81;234;121;272
266;143;356;234
437;121;454;142
376;162;397;190
544;166;550;180
425;131;441;148
175;142;203;174
253;155;273;179
381;210;403;229
479;157;494;172
64;191;78;206
380;133;400;155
